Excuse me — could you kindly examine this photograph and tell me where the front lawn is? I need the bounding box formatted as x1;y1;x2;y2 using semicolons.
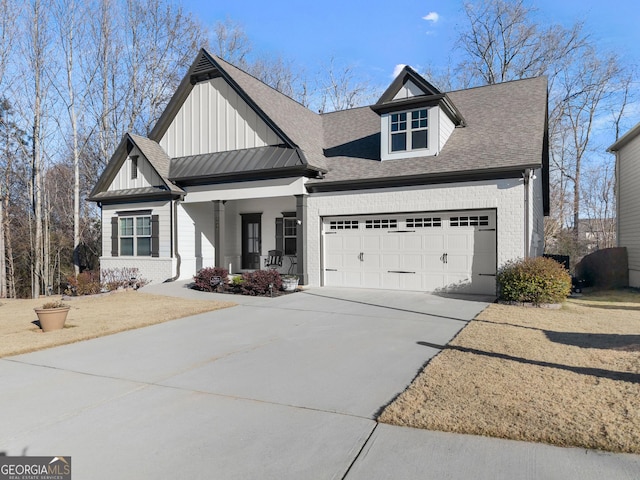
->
378;290;640;454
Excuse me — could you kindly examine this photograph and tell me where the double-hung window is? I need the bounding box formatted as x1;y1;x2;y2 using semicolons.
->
119;216;151;256
390;108;428;152
276;214;297;256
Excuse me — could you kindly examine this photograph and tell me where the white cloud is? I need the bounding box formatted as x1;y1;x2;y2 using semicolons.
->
422;12;439;23
392;64;407;78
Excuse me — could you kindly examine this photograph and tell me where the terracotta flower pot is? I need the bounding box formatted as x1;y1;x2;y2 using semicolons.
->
34;306;70;332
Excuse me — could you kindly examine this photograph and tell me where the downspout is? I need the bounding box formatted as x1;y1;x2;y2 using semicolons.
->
523;169;531;258
165;198;181;282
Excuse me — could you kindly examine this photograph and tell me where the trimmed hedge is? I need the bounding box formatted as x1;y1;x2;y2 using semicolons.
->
193;267;229;292
497;257;572;305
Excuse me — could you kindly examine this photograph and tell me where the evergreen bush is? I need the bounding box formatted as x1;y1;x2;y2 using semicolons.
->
497;257;571;305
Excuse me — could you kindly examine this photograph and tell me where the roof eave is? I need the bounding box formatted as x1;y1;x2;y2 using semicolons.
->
306;165;540;193
607;121;640;152
172;165;321;186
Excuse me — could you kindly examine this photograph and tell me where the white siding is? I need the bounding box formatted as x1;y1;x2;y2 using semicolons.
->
101;201;172;258
178;203;216;277
530;168;544;256
107;146;164;191
392;80;425;100
617;134;640;286
100;200;173;284
225;197;296;274
438;109;455;151
305;179;526;288
159;77;281;158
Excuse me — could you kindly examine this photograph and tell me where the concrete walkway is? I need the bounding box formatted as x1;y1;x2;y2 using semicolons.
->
1;282;638;479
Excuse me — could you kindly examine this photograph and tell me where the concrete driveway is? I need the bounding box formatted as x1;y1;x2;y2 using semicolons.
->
1;283;639;479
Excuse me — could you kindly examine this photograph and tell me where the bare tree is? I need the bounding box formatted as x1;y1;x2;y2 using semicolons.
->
455;0;630;259
211;18;250;68
318;57;372;112
457;0;585;87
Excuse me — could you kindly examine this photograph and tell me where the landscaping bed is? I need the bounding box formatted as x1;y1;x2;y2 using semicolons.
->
378;290;640;454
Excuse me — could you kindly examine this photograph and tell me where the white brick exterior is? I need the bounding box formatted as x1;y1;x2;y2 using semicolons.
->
99;257;175;285
305;178;528;287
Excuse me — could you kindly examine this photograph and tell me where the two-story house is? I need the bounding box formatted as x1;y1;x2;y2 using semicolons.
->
89;48;549;295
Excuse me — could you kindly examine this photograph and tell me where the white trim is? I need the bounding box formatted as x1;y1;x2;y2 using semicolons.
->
380;107;439;160
182;177;307;203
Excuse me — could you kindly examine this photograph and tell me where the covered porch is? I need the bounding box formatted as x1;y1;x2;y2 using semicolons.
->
179;177;309;283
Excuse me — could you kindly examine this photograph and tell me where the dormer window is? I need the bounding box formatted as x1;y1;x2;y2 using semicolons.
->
372;65;465;161
391;108;428;152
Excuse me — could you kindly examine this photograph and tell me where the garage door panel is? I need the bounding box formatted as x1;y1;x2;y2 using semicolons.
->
447;254;471;273
363;272;382;288
382;235;401;250
400;254;423;271
323;211;496;295
422;235;445;251
402;235;424;251
382;254;400;270
362;236;381;250
447;233;471;251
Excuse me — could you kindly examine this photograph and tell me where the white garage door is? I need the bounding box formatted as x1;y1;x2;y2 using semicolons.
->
322;211;496;295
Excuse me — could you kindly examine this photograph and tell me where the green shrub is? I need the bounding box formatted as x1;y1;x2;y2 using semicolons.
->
497;257;572;305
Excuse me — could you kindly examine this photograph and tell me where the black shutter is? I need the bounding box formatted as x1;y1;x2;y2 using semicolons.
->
275;217;283;252
151;214;160;257
111;217;119;257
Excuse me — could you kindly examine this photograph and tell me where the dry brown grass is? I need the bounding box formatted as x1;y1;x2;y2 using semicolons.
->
378;290;640;454
0;291;236;358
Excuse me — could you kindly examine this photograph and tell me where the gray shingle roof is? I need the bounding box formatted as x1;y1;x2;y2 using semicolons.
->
91;49;548;202
311;76;548;185
203;53;328;173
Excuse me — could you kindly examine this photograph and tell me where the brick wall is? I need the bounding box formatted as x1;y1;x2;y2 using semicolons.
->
305;178;527;287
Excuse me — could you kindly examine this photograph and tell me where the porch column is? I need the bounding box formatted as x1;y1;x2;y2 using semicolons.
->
213;200;226;269
295;194;308;285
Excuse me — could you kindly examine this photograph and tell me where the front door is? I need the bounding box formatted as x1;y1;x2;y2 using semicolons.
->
241;213;262;269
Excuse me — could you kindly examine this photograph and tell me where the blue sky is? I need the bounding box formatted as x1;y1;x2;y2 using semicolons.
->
181;0;640;131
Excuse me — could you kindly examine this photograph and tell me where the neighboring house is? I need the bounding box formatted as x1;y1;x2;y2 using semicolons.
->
89;48;549;295
608;123;640;287
578;218;616;253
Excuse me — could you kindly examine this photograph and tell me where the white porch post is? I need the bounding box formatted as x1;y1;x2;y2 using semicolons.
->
296;194;308;285
214;200;226;269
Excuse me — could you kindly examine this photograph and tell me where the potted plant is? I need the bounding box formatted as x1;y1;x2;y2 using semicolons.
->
34;300;71;332
281;275;299;292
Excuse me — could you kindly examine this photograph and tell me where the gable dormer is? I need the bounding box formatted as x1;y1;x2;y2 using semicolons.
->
372;66;465;161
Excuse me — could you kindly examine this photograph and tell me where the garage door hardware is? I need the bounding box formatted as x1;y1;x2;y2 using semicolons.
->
478;273;496;276
325;268;338;271
439;253;448;264
358;252;364;261
388;230;416;233
388;270;416;274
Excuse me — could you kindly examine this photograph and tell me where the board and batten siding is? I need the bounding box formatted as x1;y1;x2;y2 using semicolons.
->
107;145;164;191
617;133;640;286
159;77;281;158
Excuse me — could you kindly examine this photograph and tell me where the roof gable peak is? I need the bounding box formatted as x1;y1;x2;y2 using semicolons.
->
375;66;442;106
